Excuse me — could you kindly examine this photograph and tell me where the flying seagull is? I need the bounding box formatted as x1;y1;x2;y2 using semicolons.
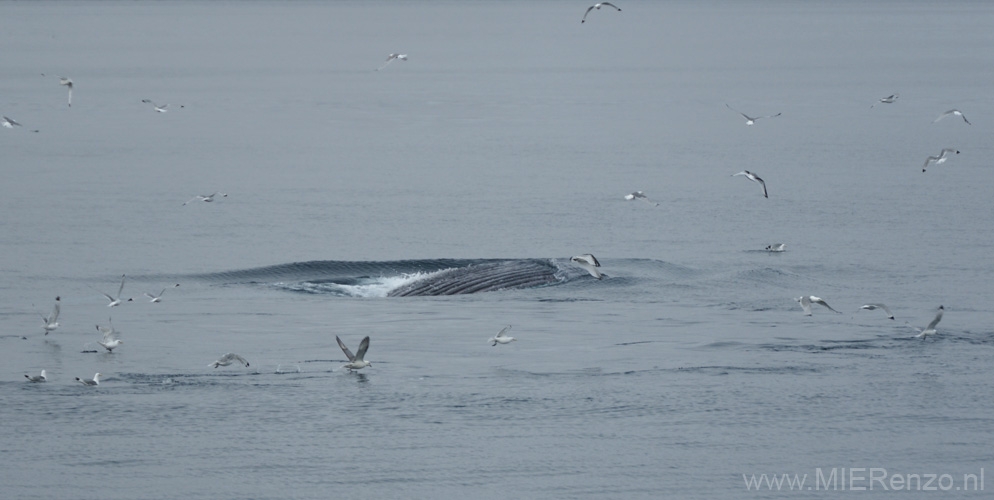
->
336;335;371;372
922;148;959;172
624;191;659;206
97;274;132;307
859;303;894;320
377;53;408;71
570;254;602;279
96;318;123;352
870;94;899;108
581;2;622;23
59;77;73;107
183;192;227;205
75;373;101;386
25;370;47;383
732;170;768;198
933;109;971;125
489;325;516;346
726;103;780;125
144;284;179;303
97;274;134;307
913;305;944;339
39;296;60;334
794;295;842;316
210;353;250;368
2;116;22;128
141;99;168;113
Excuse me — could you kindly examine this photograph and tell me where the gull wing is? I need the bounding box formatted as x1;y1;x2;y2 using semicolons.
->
336;335;356;362
497;325;511;338
861;304;894;319
725;104;752;121
117;274;127;299
925;307;944;331
582;5;597;22
50;302;60;322
755;177;768;198
600;2;622;11
99;321;119;342
797;297;812;316
810;297;841;314
354;336;370;362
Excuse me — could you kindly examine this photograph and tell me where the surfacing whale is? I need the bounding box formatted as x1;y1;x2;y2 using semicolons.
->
195;258;592;297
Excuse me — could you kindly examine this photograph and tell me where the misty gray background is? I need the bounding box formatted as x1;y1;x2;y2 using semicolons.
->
2;1;993;498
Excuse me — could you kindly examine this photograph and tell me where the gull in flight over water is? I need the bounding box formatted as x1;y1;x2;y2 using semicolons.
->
726;104;780;125
377;53;408;71
97;274;132;307
732;170;768;198
183;192;227;205
3;116;22;128
489;325;516;346
144;284;179;303
39;296;61;334
570;254;602;279
25;370;47;383
870;94;899;108
59;77;73;107
336;335;371;372
933;109;971;125
581;2;622;23
210;353;250;368
75;373;101;386
859;303;894;320
141;99;168;113
96;318;123;352
922;148;959;172
624;191;659;206
766;243;786;252
913;305;944;339
795;295;842;316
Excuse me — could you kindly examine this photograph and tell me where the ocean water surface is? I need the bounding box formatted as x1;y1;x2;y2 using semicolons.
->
2;1;994;498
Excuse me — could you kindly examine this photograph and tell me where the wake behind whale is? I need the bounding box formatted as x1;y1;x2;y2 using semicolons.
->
198;258;591;297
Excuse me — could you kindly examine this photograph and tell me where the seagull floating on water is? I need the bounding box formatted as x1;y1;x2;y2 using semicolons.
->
210;353;250;368
859;303;894;320
765;243;786;252
96;318;123;352
337;335;371;372
732;170;768;198
144;284;179;303
183;192;227;205
377;53;408;71
912;305;943;339
933;109;971;125
39;296;60;334
624;191;659;206
489;325;516;346
581;2;621;23
870;94;899;108
25;370;47;383
922;148;959;172
75;373;101;386
2;116;21;128
726;103;780;125
570;254;602;279
141;99;168;113
795;295;842;316
97;274;132;307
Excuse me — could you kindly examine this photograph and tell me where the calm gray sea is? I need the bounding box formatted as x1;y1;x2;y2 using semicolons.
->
3;1;994;498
